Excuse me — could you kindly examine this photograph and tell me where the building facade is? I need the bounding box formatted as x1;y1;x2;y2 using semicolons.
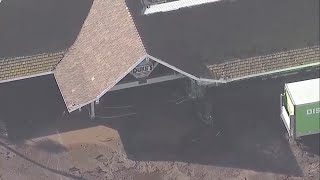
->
0;0;319;119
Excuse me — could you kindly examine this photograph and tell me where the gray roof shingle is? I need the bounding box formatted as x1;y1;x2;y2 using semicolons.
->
208;45;320;81
0;51;65;82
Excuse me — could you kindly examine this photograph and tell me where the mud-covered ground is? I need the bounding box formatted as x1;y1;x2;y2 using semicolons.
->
0;71;319;180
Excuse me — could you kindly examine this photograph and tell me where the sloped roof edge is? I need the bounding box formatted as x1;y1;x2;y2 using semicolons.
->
65;55;147;112
147;54;225;83
0;71;54;84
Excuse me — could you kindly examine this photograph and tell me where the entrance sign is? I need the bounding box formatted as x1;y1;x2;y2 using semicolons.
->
130;57;158;79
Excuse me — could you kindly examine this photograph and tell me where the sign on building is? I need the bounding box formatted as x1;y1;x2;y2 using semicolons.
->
130;57;158;79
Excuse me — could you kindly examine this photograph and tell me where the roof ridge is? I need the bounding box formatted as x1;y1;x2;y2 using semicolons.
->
124;0;147;54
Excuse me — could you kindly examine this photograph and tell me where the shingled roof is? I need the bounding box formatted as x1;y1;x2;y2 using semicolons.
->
54;0;146;112
1;0;319;113
0;51;65;83
127;0;320;79
208;45;320;81
0;0;92;82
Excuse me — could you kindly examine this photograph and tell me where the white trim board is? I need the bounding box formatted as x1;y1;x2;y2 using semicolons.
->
143;0;221;15
0;71;53;84
229;62;320;82
147;54;225;84
109;73;185;91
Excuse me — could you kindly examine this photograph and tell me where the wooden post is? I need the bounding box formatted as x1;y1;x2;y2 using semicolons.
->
90;102;95;120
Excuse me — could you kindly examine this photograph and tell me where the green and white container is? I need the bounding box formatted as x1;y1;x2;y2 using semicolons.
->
280;78;320;139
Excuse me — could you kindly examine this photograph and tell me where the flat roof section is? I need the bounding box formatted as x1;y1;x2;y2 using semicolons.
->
286;78;320;105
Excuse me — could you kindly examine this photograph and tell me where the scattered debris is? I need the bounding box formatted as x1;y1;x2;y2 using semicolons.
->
162;166;190;180
95;154;103;160
123;159;136;169
69;167;80;172
6;151;15;159
216;130;222;136
96;166;105;173
175;98;189;105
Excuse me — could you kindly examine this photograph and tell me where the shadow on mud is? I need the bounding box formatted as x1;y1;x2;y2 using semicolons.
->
1;70;319;177
103;85;303;176
0;140;85;180
33;138;68;154
101;70;319;177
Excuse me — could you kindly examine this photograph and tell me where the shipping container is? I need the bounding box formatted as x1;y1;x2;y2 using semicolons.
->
280;78;320;139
